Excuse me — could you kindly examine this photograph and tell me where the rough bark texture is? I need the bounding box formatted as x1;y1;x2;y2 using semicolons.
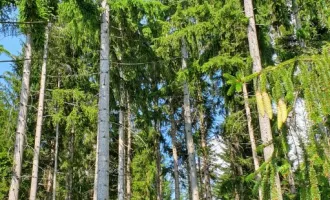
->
181;38;200;200
170;102;180;200
242;83;263;200
95;0;110;199
126;94;132;200
243;0;283;198
118;67;125;200
29;23;51;200
8;33;32;200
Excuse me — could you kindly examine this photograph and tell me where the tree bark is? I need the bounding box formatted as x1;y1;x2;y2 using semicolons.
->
170;101;180;200
52;77;60;200
118;66;125;200
126;93;132;200
95;0;110;199
155;120;163;200
29;23;51;200
8;33;32;200
46;167;53;200
66;128;74;200
52;122;59;200
243;0;283;199
242;83;263;200
181;38;200;200
197;87;211;200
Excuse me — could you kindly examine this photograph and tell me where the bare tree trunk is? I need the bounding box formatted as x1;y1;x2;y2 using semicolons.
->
170;101;180;200
52;77;61;200
126;93;132;200
155;120;163;200
66;128;74;200
29;23;51;200
8;33;32;200
93;125;99;200
243;0;283;199
242;83;263;200
95;0;110;199
52;122;59;200
197;88;211;200
197;156;203;198
118;66;125;200
46;167;53;199
186;159;192;200
181;38;200;200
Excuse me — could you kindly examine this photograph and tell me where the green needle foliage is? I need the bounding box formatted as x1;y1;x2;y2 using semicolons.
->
1;0;330;199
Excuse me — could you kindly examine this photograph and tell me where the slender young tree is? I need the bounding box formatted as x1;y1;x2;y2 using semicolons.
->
155;120;163;200
29;22;51;200
170;99;180;200
8;32;32;200
243;0;283;198
126;93;132;200
52;111;60;200
181;38;199;200
118;66;125;200
95;0;110;199
242;83;262;200
197;84;212;200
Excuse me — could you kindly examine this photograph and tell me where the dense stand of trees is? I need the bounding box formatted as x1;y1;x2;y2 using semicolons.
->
1;0;330;199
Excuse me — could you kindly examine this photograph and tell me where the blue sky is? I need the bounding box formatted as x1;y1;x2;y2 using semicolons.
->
0;34;23;76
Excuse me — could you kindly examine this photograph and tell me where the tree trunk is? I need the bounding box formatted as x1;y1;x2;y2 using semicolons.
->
197;87;211;200
242;83;263;200
29;23;51;200
52;77;60;200
93;125;99;200
66;128;74;200
126;93;132;200
170;101;180;200
197;156;203;198
46;166;53;200
181;38;200;200
8;33;32;200
95;0;110;199
155;120;163;200
243;0;283;199
52;122;59;200
118;66;125;200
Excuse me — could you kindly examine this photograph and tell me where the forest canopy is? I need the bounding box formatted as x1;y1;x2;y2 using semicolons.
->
0;0;330;200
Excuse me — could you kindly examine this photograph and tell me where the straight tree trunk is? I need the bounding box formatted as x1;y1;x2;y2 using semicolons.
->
66;128;74;200
8;33;33;200
243;0;283;199
118;66;125;200
155;120;163;200
93;125;99;200
197;87;211;200
46;166;53;200
242;83;263;200
52;77;60;200
197;156;203;198
181;38;200;200
29;23;51;200
170;101;180;200
126;93;132;200
52;122;59;200
95;0;110;199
